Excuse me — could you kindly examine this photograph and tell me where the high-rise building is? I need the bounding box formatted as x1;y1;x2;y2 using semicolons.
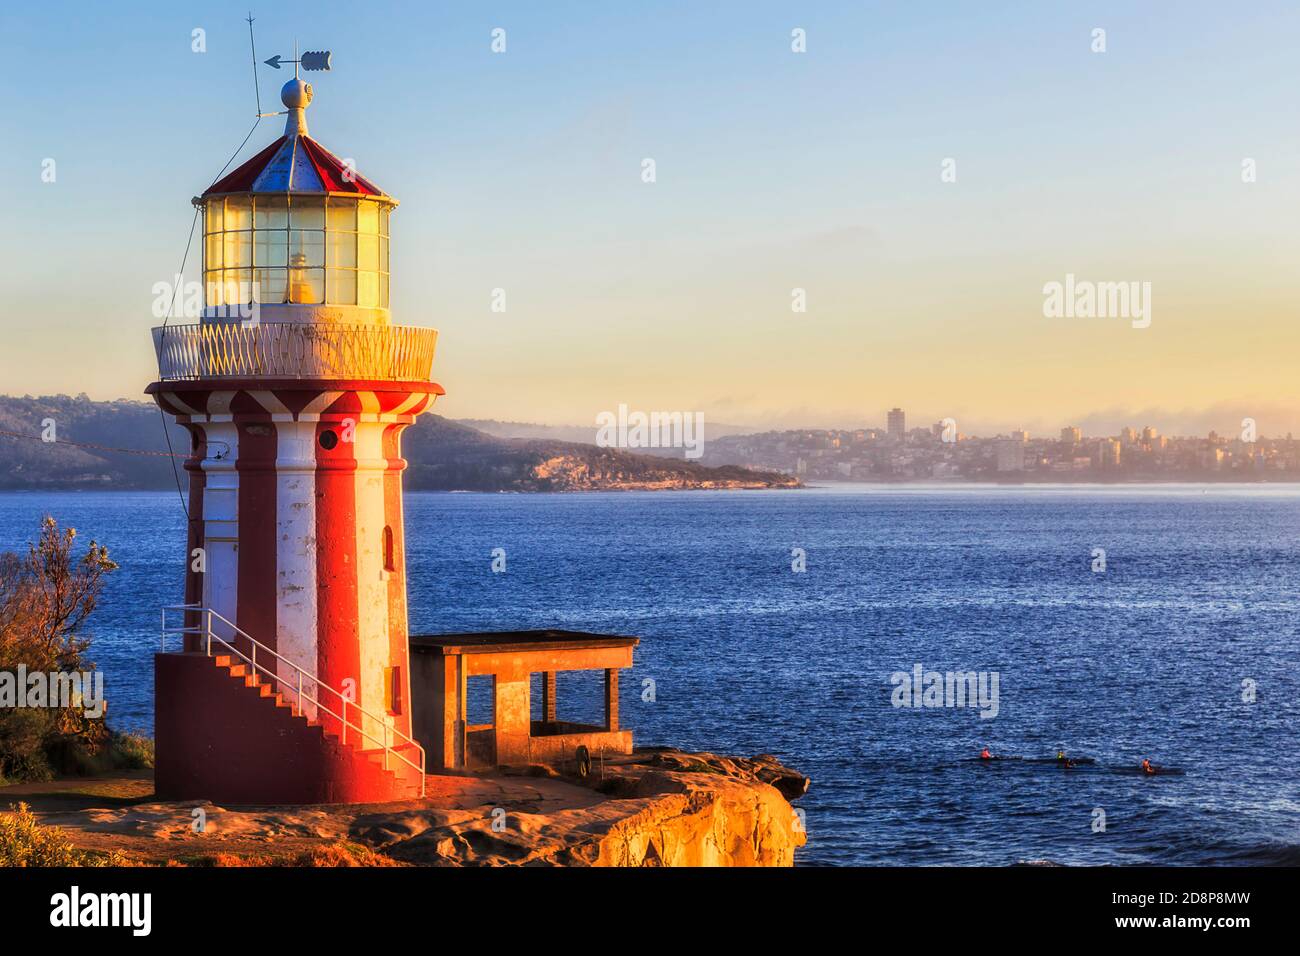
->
1095;438;1122;469
996;437;1026;472
887;407;905;441
1060;426;1081;444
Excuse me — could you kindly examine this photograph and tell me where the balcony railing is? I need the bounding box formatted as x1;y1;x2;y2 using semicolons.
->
152;322;438;382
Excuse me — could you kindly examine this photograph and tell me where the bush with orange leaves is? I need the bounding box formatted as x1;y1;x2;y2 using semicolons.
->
0;802;130;866
0;516;125;783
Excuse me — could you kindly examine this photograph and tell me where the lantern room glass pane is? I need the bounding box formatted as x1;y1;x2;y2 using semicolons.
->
224;231;252;268
328;269;357;305
289;230;325;268
357;200;379;235
205;271;224;307
256;268;287;304
327;199;356;232
207;199;224;232
205;232;222;271
288;268;325;305
357;233;379;272
327;231;356;268
254;196;289;230
379;206;390;237
380;273;390;309
358;271;379;309
222;269;252;305
290;197;325;229
225;197;252;231
379;236;389;273
254;230;287;267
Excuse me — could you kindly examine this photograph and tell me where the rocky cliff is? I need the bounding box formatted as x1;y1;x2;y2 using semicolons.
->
402;417;800;492
5;749;809;867
386;749;809;866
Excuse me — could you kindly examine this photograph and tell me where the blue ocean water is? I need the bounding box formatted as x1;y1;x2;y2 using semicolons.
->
1;486;1297;866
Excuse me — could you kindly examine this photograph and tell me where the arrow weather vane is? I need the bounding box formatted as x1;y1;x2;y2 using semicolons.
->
265;45;333;76
245;16;333;120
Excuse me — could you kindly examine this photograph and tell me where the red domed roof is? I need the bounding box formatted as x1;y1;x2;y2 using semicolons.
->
203;133;391;201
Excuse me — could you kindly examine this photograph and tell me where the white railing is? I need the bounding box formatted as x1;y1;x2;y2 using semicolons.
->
160;604;425;795
152;322;437;382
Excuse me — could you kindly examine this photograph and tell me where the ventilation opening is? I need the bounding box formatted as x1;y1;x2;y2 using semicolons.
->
383;525;396;572
384;665;402;715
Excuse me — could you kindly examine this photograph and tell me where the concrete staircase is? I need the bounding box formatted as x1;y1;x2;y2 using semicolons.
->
217;653;425;799
154;642;424;805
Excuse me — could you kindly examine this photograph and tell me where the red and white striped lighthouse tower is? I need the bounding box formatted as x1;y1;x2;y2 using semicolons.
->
149;72;441;803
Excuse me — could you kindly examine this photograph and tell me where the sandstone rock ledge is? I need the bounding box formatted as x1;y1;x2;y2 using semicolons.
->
5;749;809;867
491;748;809;867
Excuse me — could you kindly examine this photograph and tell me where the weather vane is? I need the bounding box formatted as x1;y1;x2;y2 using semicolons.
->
244;14;332;119
264;46;333;75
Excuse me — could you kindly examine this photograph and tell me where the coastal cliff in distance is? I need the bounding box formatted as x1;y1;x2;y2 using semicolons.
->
0;395;799;493
405;415;798;492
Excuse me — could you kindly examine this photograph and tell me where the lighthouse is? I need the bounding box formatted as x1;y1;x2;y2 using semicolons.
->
148;73;441;803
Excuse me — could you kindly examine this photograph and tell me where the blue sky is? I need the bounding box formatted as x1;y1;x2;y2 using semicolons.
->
2;1;1297;434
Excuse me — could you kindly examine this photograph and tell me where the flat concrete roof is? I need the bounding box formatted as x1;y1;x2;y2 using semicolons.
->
410;629;639;656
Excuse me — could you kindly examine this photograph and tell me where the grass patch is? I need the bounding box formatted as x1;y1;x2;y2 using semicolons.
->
0;802;132;866
175;841;403;867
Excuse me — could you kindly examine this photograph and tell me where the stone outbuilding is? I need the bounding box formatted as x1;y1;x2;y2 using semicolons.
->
409;630;637;770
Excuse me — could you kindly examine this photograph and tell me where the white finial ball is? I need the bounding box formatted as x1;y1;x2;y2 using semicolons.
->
281;78;313;110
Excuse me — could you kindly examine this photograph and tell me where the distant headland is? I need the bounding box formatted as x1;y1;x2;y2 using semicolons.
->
0;395;798;493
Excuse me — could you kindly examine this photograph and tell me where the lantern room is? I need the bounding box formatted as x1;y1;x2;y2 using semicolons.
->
198;78;395;325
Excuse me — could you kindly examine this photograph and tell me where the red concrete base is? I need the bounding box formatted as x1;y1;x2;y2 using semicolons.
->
155;652;422;805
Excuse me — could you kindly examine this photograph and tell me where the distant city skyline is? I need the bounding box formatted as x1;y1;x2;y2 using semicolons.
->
704;414;1299;482
1;390;1294;445
714;410;1292;443
2;2;1298;433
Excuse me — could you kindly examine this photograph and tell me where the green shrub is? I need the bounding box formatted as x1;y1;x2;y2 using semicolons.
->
0;517;118;784
107;730;154;770
0;802;130;866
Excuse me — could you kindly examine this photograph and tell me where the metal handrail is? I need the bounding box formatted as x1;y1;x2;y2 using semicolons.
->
160;604;425;795
151;322;438;382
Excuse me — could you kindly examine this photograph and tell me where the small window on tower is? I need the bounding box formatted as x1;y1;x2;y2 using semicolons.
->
383;526;396;572
385;666;402;715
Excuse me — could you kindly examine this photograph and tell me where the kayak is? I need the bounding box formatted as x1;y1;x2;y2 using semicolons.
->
964;756;1181;775
1113;766;1185;776
967;756;1096;765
